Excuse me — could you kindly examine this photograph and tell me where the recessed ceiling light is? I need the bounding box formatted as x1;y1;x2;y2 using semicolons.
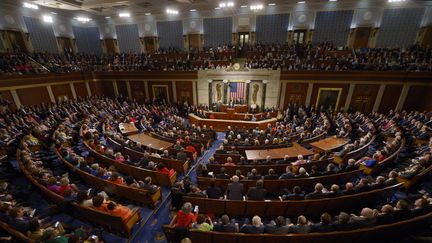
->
329;0;337;1
240;5;248;8
145;13;151;16
250;4;264;10
268;3;276;6
75;17;91;23
105;16;111;19
119;12;130;17
166;9;179;15
298;1;306;3
43;15;53;23
190;9;197;12
23;2;38;9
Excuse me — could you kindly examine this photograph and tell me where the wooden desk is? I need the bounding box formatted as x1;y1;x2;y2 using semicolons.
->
127;133;173;151
119;123;139;136
245;143;313;161
310;136;349;152
204;110;276;121
220;104;248;113
189;114;277;132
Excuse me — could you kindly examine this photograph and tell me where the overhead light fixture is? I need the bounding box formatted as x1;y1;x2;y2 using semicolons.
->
24;2;38;9
119;12;130;17
268;3;276;6
145;13;151;16
250;4;264;10
43;15;53;23
240;5;248;8
215;7;221;10
219;1;234;8
388;0;406;2
75;17;91;23
190;9;197;12
166;9;179;15
298;1;306;3
329;0;337;1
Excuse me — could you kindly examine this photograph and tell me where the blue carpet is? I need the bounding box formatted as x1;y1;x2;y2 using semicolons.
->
129;132;225;242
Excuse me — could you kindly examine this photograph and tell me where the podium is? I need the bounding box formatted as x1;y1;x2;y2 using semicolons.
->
220;104;248;113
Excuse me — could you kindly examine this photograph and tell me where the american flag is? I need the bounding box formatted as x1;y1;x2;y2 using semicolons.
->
229;82;245;101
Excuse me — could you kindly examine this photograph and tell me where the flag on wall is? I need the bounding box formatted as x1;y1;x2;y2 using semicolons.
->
229;82;245;101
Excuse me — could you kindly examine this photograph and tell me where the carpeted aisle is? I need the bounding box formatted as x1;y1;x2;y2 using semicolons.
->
129;132;225;243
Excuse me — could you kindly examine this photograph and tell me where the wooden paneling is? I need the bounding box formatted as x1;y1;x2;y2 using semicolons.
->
0;90;16;111
17;87;50;106
116;81;128;98
310;83;349;111
148;81;174;103
74;82;88;98
129;81;146;103
353;27;371;49
420;26;432;47
105;39;117;54
51;84;73;102
188;34;201;50
283;83;308;108
350;84;379;113
378;85;402;113
280;71;431;82
404;85;432;111
88;81;103;97
175;81;193;104
101;81;115;97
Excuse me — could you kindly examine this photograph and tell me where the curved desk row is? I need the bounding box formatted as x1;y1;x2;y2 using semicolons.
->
189;113;277;132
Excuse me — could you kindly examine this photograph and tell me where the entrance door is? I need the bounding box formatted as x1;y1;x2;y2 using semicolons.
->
5;30;28;52
144;37;156;53
105;39;117;54
353;27;371;49
188;34;200;51
293;29;307;44
238;32;250;46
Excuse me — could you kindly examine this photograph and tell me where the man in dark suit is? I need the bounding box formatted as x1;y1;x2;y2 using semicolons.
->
279;166;295;179
247;180;267;201
276;155;291;164
264;216;290;234
213;214;238;232
263;168;278;180
283;186;305;200
226;176;244;200
215;167;230;179
305;183;325;200
240;215;265;234
247;168;262;180
205;179;222;199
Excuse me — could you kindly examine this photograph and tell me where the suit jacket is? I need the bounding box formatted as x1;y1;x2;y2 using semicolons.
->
284;193;305;200
215;173;230;179
263;174;279;180
213;223;237;233
206;186;222;199
240;225;264;234
305;191;324;200
311;223;333;232
247;187;267;201
279;172;295;179
226;182;244;200
264;225;290;234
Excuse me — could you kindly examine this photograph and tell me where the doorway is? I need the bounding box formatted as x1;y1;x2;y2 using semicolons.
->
293;29;307;44
238;32;250;46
